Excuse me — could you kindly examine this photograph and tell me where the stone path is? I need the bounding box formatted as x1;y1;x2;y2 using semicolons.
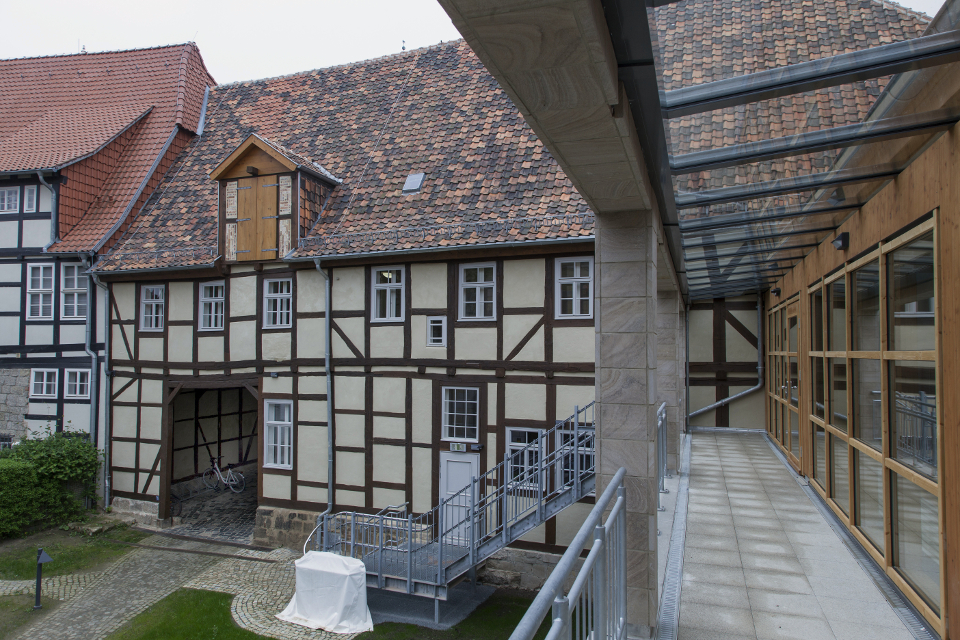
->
678;432;915;640
0;571;104;600
166;472;259;545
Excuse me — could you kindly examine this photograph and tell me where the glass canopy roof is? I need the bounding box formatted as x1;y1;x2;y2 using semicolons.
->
650;1;960;299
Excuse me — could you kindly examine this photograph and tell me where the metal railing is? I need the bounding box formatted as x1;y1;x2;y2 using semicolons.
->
509;467;627;640
313;402;596;595
893;391;937;469
656;402;669;513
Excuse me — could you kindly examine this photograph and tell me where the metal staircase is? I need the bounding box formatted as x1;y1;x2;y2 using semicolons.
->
307;402;596;606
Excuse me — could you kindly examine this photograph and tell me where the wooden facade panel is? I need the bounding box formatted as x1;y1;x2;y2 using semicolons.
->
257;176;278;260
236;177;258;261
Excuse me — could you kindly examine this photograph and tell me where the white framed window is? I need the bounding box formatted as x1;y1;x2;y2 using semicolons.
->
27;264;53;319
555;257;593;318
459;263;495;320
427;316;446;347
372;267;404;322
65;369;90;399
264;400;293;468
140;285;165;331
442;386;479;442
507;427;543;489
30;369;58;398
61;264;88;319
0;187;18;213
264;279;292;328
200;281;225;330
23;186;36;213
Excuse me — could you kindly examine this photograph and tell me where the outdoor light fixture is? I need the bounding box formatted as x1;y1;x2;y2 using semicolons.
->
771;288;781;297
832;232;849;250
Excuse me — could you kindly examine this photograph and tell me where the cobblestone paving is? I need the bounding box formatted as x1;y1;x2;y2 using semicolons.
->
166;473;259;545
0;571;104;600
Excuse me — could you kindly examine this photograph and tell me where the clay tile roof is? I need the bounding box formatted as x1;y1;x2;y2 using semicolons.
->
252;134;342;184
0;43;215;253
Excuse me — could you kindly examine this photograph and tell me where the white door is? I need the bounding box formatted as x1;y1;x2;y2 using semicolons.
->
439;452;479;549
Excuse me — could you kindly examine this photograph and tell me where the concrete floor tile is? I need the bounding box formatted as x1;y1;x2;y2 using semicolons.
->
681;580;751;609
685;547;742;568
736;540;794;557
689;512;736;527
682;561;747;588
678;628;757;640
740;554;804;574
805;574;878;600
747;589;824;618
753;611;836;640
828;620;914;640
797;557;861;578
732;527;784;542
743;570;813;594
689;503;734;516
686;534;740;553
816;596;909;629
688;521;737;537
733;517;783;531
679;602;757;637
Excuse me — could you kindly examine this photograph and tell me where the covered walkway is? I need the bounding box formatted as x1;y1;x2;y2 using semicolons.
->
667;431;931;640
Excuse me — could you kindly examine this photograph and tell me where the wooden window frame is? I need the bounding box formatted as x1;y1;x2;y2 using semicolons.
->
23;185;36;213
0;186;18;213
459;262;496;321
506;426;543;490
371;266;405;323
427;315;446;347
64;369;90;399
140;285;165;332
30;369;58;399
27;263;54;320
555;256;594;319
264;399;293;469
263;278;292;329
441;386;480;443
199;281;225;331
61;264;87;320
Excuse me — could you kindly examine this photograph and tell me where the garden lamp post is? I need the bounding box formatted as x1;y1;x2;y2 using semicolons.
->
34;548;53;609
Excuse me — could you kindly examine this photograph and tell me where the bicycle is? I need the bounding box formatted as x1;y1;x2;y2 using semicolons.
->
202;456;246;493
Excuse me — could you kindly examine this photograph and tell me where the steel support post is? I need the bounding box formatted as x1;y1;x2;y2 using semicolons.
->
594;524;607;640
407;514;413;594
553;595;571;640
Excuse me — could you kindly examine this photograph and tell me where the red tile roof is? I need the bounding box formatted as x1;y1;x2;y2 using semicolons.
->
0;43;215;253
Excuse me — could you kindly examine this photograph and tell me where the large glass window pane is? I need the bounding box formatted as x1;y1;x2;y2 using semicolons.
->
789;356;799;408
779;357;787;400
893;474;941;614
790;410;799;460
829;358;848;433
852;359;882;451
812;357;825;420
827;278;846;351
855;450;884;552
888;231;935;352
831;435;850;515
890;360;937;480
814;425;826;489
788;315;798;353
811;289;824;351
852;260;881;351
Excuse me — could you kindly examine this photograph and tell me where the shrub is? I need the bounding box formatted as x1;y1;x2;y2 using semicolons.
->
0;459;58;537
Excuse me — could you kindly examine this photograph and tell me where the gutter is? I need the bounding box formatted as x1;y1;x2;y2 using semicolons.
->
313;259;335;535
91;259;219;277
37;173;58;251
89;269;111;508
688;293;764;420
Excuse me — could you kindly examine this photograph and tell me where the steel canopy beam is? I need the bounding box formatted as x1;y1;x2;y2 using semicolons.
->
683;224;838;248
684;241;820;261
662;29;960;118
685;259;798;274
675;164;899;209
679;201;863;232
669;107;960;174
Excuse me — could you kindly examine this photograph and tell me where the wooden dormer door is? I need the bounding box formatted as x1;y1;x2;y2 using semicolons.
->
234;176;278;262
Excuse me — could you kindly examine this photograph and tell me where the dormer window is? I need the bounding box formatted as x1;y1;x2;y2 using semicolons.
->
210;134;340;263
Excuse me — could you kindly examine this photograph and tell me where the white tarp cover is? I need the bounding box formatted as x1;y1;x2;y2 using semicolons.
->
276;551;374;633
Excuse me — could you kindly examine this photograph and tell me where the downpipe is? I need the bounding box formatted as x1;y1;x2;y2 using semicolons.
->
37;172;58;251
688;293;764;419
90;271;111;508
82;254;99;446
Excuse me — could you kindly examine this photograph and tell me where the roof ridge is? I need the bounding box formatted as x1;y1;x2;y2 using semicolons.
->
871;0;932;22
213;39;465;89
0;42;195;64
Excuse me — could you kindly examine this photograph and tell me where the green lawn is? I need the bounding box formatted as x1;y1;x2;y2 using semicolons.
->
0;594;62;640
0;525;149;580
104;588;551;640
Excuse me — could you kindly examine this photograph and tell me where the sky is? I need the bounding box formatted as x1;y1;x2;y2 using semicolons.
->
0;0;948;85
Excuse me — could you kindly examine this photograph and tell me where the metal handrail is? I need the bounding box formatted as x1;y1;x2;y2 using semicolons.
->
656;402;669;514
509;467;627;640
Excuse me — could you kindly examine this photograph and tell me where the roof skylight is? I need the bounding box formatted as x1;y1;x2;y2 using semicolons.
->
402;172;425;194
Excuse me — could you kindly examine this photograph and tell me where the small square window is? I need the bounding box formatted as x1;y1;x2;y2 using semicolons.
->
264;400;293;469
0;187;18;213
65;370;90;399
264;279;292;328
140;286;165;331
555;257;593;318
372;267;404;322
442;387;479;442
62;264;88;319
427;316;446;347
27;264;53;319
23;186;36;213
200;281;225;330
402;172;425;194
460;263;495;320
30;369;57;398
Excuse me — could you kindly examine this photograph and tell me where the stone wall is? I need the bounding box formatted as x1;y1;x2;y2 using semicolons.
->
253;506;323;549
478;547;581;591
0;369;29;442
110;496;161;526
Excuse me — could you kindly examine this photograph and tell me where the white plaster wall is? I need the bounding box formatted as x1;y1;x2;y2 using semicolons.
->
139;337;163;361
0;221;17;248
728;385;765;429
298;425;328;482
555;385;594;418
59;324;86;345
503;259;544;308
262;473;292;500
262;332;291;361
113;283;136;320
112;441;136;468
726;309;758;362
411;378;432;443
112;471;135;493
38;186;52;212
552;326;593;362
168;326;193;362
168;282;193;321
298;485;328;504
689;310;713;362
370;325;403;358
373;444;404;482
333;267;364;310
335;375;364;410
336;413;365;448
297;318;325;359
411;263;447;308
0;317;18;345
139;406;163;440
198;336;223;362
505;383;546;421
337;451;365;485
455;327;496;361
373;377;405;413
689;385;717;427
412;447;432;513
411;315;447;359
299;375;326;395
141;378;163;404
230;321;256;361
21;220;49;247
139;443;160;469
297;269;326;313
487;383;497;426
0;262;20;282
230;277;257;317
373;488;406;510
556;503;592;546
112;325;131;359
25;324;52;345
373;416;404;439
0;287;20;312
514;327;545;361
332;317;364;358
503;315;540;358
337;489;365;508
62;402;89;433
299;400;326;421
113;406;138;438
263;375;292;394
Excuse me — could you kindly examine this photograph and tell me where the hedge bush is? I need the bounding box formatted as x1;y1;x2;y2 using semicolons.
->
0;459;59;537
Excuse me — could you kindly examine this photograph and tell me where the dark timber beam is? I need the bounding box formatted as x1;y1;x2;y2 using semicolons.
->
669;107;960;174
663;29;960;118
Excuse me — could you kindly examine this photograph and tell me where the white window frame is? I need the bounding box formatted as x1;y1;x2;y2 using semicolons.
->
30;369;58;399
264;400;294;469
23;186;36;213
555;257;594;319
0;186;18;213
459;262;496;321
64;369;90;399
27;263;54;320
199;281;225;331
140;285;165;331
263;278;292;328
427;316;447;347
371;266;405;322
442;386;480;443
61;264;88;319
506;427;544;490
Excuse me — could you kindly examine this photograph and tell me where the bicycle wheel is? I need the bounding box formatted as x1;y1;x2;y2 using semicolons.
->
170;494;182;517
202;467;220;490
228;471;246;494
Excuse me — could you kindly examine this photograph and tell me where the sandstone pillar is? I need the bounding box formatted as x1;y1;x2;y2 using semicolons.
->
657;287;682;472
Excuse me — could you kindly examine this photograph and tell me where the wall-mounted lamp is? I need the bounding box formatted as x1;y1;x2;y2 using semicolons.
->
832;232;849;251
270;372;279;378
771;288;781;297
